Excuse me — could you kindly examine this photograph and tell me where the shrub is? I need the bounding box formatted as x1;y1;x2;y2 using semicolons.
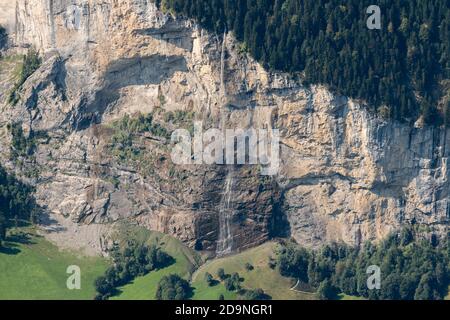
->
108;112;170;163
217;268;226;280
163;110;194;124
224;272;241;291
268;257;276;270
204;272;214;286
317;279;337;300
155;274;192;300
94;276;114;300
224;278;235;291
8;123;36;159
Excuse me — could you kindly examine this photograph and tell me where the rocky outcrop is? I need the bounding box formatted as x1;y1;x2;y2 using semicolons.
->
0;0;447;254
277;89;449;247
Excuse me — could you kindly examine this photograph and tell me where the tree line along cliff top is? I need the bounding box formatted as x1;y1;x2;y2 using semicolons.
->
159;0;449;126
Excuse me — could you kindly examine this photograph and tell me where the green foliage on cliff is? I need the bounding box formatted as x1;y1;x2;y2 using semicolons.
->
7;123;36;159
161;0;450;126
0;166;36;247
111;112;170;139
8;48;41;105
108;112;170;163
278;228;449;300
163;110;195;124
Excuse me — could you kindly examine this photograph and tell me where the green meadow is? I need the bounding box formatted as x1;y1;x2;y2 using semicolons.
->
109;224;201;300
107;225;314;300
1;223;375;301
0;228;108;300
191;242;316;300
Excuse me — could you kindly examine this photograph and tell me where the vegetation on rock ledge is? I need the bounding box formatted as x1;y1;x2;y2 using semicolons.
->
8;48;41;106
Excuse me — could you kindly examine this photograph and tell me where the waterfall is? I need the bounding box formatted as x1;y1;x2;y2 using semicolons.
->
216;169;234;256
220;30;227;97
216;29;233;257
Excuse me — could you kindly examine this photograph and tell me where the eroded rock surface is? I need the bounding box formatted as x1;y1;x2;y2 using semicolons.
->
0;0;447;254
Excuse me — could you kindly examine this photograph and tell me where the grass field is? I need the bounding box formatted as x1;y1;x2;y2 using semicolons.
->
191;242;316;300
338;294;366;300
110;224;202;300
107;227;315;300
0;228;109;300
5;222;428;301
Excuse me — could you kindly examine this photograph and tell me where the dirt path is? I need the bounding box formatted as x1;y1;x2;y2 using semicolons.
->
289;278;317;296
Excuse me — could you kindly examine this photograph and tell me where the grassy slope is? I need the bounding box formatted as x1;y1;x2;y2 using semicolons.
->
110;225;201;300
191;242;316;300
0;54;22;103
111;260;192;300
0;229;108;300
4;221;419;301
110;227;315;300
338;294;366;300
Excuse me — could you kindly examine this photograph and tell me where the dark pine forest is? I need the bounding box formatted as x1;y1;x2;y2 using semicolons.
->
159;0;450;126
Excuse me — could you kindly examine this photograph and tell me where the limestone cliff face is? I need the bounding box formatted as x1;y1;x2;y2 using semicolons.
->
0;0;447;254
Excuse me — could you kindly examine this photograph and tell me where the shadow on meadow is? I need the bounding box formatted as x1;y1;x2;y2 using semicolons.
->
0;220;37;255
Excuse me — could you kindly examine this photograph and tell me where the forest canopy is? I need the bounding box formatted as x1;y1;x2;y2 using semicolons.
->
277;229;449;300
160;0;450;126
0;165;36;247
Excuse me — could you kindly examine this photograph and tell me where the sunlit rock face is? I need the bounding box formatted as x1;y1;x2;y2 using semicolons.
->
0;0;446;254
0;1;15;33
